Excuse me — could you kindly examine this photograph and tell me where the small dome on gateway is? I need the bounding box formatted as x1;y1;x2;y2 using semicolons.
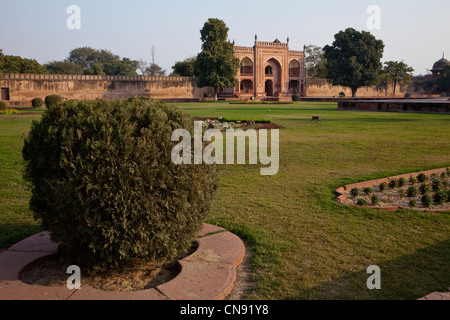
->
273;39;281;44
431;54;450;71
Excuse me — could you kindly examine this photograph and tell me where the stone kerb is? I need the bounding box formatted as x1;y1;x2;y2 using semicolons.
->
0;224;245;300
334;167;450;213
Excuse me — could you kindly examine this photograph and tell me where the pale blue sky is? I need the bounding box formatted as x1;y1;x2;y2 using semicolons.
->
1;0;449;75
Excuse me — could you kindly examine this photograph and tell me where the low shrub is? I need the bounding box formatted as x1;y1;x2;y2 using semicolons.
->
31;98;44;108
22;97;219;273
357;198;369;206
417;173;427;183
419;183;430;195
409;176;417;185
421;194;433;207
44;94;64;108
409;200;417;208
371;195;379;205
406;187;417;197
379;182;387;192
431;180;443;192
363;187;373;195
292;94;300;102
398;178;406;188
0;108;19;115
447;190;450;202
388;179;398;189
433;191;448;205
350;188;359;197
0;101;6;111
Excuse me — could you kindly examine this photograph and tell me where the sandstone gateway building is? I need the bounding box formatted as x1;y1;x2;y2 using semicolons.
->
219;36;306;101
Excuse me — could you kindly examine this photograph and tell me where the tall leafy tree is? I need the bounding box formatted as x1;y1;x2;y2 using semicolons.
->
103;58;138;76
67;47;138;76
382;61;414;96
323;28;384;97
172;57;196;77
194;19;239;100
67;47;100;70
145;63;166;77
305;45;327;78
45;61;84;75
84;63;106;75
1;55;47;74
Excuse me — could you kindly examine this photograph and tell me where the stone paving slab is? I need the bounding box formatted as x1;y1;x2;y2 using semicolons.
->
68;286;167;300
8;232;58;253
157;261;235;300
0;281;72;300
0;231;60;282
0;224;245;300
0;251;55;282
418;292;450;300
183;231;245;267
198;224;226;237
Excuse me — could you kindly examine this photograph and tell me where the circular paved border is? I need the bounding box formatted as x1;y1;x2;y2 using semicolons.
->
334;167;450;213
0;224;246;300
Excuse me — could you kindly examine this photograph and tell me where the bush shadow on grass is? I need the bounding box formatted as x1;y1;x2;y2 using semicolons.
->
0;223;43;250
298;239;450;300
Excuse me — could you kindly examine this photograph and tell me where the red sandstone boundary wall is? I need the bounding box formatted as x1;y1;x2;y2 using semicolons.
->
305;78;410;98
0;74;214;104
1;73;418;105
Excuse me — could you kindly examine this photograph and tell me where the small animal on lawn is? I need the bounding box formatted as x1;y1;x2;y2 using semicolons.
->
311;116;322;122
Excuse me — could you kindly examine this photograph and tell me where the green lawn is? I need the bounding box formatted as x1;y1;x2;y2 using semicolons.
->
0;102;449;300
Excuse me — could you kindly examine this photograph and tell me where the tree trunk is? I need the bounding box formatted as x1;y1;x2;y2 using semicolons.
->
214;88;218;101
351;87;358;97
393;81;397;96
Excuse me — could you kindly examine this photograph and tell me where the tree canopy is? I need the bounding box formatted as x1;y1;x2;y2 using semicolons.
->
45;61;84;75
381;61;414;96
145;63;167;77
66;47;138;76
172;57;196;77
305;45;327;78
323;28;384;97
194;19;239;100
0;51;48;74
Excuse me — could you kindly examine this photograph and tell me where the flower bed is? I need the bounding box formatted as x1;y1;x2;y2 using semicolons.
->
335;168;450;212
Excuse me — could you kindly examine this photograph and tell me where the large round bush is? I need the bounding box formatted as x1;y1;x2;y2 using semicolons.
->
31;98;44;108
44;94;63;108
23;97;219;272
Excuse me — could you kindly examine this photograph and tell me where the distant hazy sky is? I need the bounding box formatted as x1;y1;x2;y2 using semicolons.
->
1;0;449;75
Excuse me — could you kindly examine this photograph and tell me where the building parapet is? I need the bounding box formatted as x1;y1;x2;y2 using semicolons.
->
233;46;254;52
0;73;194;82
305;78;330;85
255;41;288;48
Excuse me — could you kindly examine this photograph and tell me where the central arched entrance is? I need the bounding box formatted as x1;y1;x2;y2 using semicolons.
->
265;80;273;97
264;58;282;97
